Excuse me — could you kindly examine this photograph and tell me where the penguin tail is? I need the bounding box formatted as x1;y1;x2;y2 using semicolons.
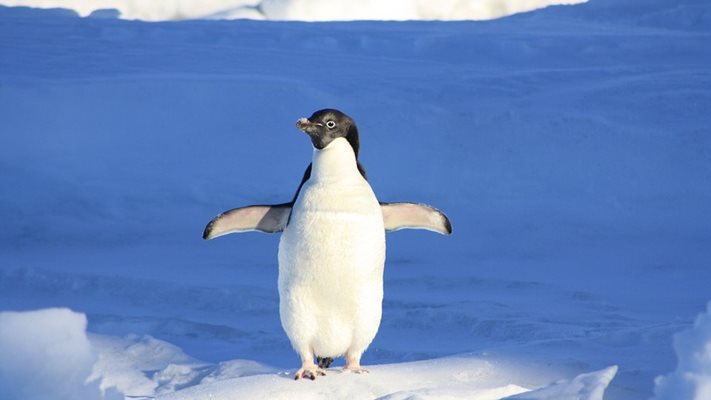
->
317;356;334;369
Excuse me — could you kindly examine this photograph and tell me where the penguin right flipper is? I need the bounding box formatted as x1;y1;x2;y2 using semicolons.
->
203;204;291;239
380;202;452;235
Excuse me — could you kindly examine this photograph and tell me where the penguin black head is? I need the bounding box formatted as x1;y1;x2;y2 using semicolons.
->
296;109;360;157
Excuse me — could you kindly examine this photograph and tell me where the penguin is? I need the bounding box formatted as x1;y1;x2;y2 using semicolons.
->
203;109;451;380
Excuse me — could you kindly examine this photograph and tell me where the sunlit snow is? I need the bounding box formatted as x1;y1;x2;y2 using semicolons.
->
0;0;586;21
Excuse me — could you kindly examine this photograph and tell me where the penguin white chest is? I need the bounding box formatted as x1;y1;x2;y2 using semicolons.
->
277;138;385;359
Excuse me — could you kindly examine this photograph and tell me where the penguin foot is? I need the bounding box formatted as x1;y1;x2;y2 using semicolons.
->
294;366;326;380
342;366;370;374
343;355;368;374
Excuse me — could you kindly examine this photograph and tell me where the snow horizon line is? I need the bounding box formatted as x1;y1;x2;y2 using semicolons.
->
0;0;587;22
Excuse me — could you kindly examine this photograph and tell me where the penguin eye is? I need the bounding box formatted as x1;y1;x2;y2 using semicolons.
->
326;121;336;129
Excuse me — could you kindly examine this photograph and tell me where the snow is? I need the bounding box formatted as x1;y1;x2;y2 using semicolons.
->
1;0;711;399
0;309;617;400
89;334;202;397
154;356;617;400
0;0;587;21
0;308;120;400
652;302;711;400
510;366;618;400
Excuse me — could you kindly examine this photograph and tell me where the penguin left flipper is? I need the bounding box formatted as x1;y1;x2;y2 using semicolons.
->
380;202;452;235
203;204;291;240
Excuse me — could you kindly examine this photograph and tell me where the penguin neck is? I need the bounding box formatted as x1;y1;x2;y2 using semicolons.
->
310;137;360;183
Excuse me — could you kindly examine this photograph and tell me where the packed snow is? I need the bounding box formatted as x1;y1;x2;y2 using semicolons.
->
0;0;587;21
1;0;711;399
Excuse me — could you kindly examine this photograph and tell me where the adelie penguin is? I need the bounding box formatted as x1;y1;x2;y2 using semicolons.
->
203;109;452;380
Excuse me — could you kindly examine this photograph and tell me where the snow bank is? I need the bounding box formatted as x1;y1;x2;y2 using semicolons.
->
652;302;711;400
89;333;278;397
89;334;201;397
155;356;534;400
0;307;617;400
509;365;618;400
155;356;618;400
259;0;587;21
0;308;121;400
0;0;586;21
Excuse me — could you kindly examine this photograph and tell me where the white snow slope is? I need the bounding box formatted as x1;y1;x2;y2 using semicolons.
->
0;308;120;400
0;0;587;21
1;0;710;399
652;301;711;400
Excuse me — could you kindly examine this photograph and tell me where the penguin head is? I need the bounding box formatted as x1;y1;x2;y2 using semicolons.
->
296;109;360;157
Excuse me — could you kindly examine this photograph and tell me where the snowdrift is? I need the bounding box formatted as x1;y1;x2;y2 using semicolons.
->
0;309;120;400
0;308;618;400
0;0;587;21
653;302;711;400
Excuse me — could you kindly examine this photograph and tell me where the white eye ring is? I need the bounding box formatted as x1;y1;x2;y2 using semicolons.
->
326;121;336;129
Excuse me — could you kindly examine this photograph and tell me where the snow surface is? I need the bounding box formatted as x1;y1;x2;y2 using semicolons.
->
1;0;711;399
652;302;711;400
0;308;120;400
509;366;618;400
0;0;587;21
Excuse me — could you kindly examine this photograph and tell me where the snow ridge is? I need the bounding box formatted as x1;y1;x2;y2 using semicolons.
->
0;0;586;21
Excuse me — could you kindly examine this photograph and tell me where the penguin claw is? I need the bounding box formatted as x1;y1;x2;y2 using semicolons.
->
294;367;327;380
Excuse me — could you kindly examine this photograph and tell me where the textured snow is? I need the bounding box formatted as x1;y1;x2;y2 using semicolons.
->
509;366;619;400
89;334;201;397
154;356;617;400
652;302;711;400
0;309;121;400
0;308;618;399
0;0;587;21
1;0;711;399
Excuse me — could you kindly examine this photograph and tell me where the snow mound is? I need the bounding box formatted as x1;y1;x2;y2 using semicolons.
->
258;0;587;21
201;359;277;383
90;333;278;397
155;356;530;400
154;356;617;400
0;0;586;21
0;308;121;400
0;307;618;400
508;366;618;400
89;334;202;397
652;302;711;400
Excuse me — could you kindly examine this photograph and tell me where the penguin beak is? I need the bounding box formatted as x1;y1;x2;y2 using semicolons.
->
296;117;322;133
